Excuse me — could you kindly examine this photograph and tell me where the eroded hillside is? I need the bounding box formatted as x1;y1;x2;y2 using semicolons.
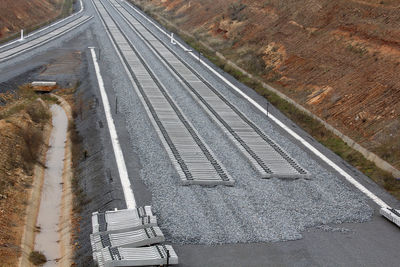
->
132;0;400;169
0;0;67;40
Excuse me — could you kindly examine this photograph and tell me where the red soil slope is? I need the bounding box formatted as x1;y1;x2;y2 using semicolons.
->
132;0;400;169
0;0;64;39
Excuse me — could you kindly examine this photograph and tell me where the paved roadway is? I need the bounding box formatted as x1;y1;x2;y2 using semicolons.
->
0;0;399;266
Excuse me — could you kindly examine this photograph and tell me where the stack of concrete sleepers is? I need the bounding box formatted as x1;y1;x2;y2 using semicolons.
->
91;206;178;266
380;207;400;227
90;227;165;251
92;207;157;235
92;206;153;228
94;245;178;267
92;216;158;235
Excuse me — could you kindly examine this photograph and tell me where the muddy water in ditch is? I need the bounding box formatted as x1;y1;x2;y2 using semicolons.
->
34;104;68;266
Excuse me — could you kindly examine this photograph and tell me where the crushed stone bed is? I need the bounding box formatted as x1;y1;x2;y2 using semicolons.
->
94;0;374;245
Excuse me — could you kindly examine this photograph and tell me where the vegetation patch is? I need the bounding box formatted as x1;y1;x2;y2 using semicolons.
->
228;1;247;22
29;251;47;266
347;44;368;56
0;85;52;267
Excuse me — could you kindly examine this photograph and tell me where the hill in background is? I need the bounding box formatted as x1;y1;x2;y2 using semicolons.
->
132;0;400;170
0;0;70;40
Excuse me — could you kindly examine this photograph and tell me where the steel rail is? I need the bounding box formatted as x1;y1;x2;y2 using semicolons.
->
92;0;233;185
109;0;309;179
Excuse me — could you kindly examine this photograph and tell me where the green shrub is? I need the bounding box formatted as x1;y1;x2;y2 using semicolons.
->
26;102;51;123
29;251;46;266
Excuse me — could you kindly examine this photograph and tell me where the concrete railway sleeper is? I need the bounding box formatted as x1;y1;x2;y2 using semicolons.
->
90;226;165;252
108;0;309;179
94;245;178;267
92;0;234;185
90;208;178;266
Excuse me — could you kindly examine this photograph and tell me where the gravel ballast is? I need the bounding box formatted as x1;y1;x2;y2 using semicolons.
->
92;0;374;245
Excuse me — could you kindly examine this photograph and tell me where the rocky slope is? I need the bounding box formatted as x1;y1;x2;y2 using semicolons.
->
132;0;400;170
0;0;65;40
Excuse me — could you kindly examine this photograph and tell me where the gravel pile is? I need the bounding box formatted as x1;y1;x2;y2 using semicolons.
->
95;1;373;245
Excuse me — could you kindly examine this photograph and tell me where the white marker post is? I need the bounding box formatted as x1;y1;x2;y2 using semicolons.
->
170;33;176;45
20;29;24;41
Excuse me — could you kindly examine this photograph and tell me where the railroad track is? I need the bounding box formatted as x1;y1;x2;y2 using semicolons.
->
106;0;309;179
92;0;234;185
0;15;93;62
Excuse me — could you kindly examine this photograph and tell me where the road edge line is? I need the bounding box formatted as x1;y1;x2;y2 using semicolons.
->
89;46;136;209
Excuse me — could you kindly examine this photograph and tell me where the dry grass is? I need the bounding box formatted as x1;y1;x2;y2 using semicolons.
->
28;251;47;266
16;125;44;173
0;86;52;267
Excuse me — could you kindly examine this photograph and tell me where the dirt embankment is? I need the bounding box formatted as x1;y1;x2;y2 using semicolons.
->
132;0;400;170
0;0;67;40
0;87;53;267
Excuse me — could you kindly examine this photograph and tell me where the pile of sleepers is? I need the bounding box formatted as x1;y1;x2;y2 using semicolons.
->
380;207;400;227
90;206;178;266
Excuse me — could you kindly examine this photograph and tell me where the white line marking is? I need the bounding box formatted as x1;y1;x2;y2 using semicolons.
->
89;47;136;209
0;0;84;50
123;1;391;209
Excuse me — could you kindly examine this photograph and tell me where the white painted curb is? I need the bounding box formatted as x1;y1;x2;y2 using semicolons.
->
89;47;136;209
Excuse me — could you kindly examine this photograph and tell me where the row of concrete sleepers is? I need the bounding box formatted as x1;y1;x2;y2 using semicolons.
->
90;206;178;266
